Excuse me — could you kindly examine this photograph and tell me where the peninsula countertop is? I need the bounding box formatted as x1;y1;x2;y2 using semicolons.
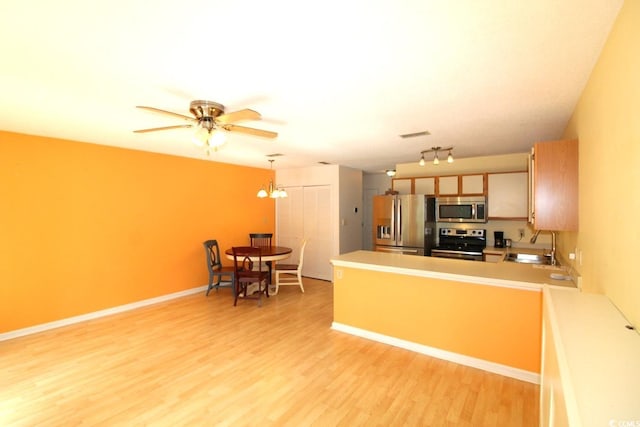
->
330;250;578;291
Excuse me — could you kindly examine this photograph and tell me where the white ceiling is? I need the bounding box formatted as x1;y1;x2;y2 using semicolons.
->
0;0;623;173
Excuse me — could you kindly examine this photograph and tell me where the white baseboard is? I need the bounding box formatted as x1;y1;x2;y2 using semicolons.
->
331;322;540;384
0;285;208;342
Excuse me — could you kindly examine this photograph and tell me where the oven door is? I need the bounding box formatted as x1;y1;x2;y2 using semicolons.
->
430;249;483;261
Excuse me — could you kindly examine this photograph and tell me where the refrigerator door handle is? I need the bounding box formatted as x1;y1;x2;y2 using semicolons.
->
377;247;419;254
391;198;396;242
397;199;402;244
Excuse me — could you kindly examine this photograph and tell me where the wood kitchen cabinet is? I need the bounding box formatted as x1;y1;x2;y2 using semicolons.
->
414;177;436;195
392;177;436;195
437;176;459;195
530;139;578;230
487;171;528;219
439;174;486;196
393;174;486;196
391;178;412;194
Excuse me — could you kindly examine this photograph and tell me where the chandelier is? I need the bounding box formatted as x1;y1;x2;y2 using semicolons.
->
257;159;288;199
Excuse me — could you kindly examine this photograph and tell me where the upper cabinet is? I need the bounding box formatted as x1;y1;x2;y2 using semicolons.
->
488;172;528;220
438;174;486;196
391;178;413;195
461;174;485;195
394;174;486;196
530;139;578;231
438;176;459;195
414;177;436;195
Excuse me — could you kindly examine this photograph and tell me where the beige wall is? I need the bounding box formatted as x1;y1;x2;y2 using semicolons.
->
561;0;639;325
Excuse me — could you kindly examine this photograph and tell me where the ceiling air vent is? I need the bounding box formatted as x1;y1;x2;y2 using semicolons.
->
400;130;430;139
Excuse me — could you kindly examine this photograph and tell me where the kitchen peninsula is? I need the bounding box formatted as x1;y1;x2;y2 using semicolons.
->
330;250;577;384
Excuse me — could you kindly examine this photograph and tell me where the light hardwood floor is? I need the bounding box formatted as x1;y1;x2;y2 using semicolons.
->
0;278;539;426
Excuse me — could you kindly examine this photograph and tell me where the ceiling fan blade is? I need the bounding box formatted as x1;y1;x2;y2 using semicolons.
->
136;106;195;121
224;124;278;139
133;124;193;133
216;109;261;124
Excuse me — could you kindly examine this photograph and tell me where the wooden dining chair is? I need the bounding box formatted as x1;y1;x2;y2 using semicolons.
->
249;232;273;278
203;240;235;297
249;233;272;247
274;239;307;294
231;246;270;307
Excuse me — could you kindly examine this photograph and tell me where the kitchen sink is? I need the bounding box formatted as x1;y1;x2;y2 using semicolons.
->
504;252;559;266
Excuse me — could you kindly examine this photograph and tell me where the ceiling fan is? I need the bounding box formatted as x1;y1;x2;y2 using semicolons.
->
134;100;278;151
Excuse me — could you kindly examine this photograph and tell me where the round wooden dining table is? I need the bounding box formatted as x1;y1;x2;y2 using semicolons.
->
224;246;292;262
225;246;292;290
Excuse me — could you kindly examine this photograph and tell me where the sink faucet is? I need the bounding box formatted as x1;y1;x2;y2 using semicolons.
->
530;230;557;265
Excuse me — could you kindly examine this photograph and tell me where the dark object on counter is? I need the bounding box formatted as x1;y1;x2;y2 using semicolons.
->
494;231;504;248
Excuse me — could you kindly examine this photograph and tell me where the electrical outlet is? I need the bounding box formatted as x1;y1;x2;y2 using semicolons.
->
518;229;525;239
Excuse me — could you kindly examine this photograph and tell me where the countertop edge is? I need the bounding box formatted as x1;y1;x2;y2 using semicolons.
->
331;258;542;292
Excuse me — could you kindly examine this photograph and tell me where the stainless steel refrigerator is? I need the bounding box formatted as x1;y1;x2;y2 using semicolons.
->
373;194;436;255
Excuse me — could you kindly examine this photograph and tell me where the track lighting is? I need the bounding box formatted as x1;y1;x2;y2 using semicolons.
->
419;146;454;166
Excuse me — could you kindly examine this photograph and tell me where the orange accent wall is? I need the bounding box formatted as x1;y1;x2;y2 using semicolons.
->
334;267;542;373
0;131;275;333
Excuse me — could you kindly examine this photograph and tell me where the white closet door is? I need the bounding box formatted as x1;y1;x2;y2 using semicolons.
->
276;187;304;263
276;185;332;281
303;186;332;281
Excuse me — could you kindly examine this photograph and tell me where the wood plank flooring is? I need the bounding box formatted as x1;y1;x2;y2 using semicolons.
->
0;278;539;426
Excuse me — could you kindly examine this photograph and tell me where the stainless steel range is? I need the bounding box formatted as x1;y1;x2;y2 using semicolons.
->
431;228;487;261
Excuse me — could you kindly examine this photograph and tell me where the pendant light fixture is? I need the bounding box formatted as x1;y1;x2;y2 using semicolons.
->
419;146;454;166
257;159;288;199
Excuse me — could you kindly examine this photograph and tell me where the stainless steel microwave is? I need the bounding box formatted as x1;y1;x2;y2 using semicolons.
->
436;196;487;223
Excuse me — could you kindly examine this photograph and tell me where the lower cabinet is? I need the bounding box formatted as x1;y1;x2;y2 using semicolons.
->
483;252;503;263
540;292;570;427
540;287;640;427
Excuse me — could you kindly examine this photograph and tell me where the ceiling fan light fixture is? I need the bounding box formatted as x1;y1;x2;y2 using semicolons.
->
208;129;226;148
134;100;277;149
447;150;454;163
419;154;425;167
192;126;208;146
386;169;396;177
433;152;439;165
